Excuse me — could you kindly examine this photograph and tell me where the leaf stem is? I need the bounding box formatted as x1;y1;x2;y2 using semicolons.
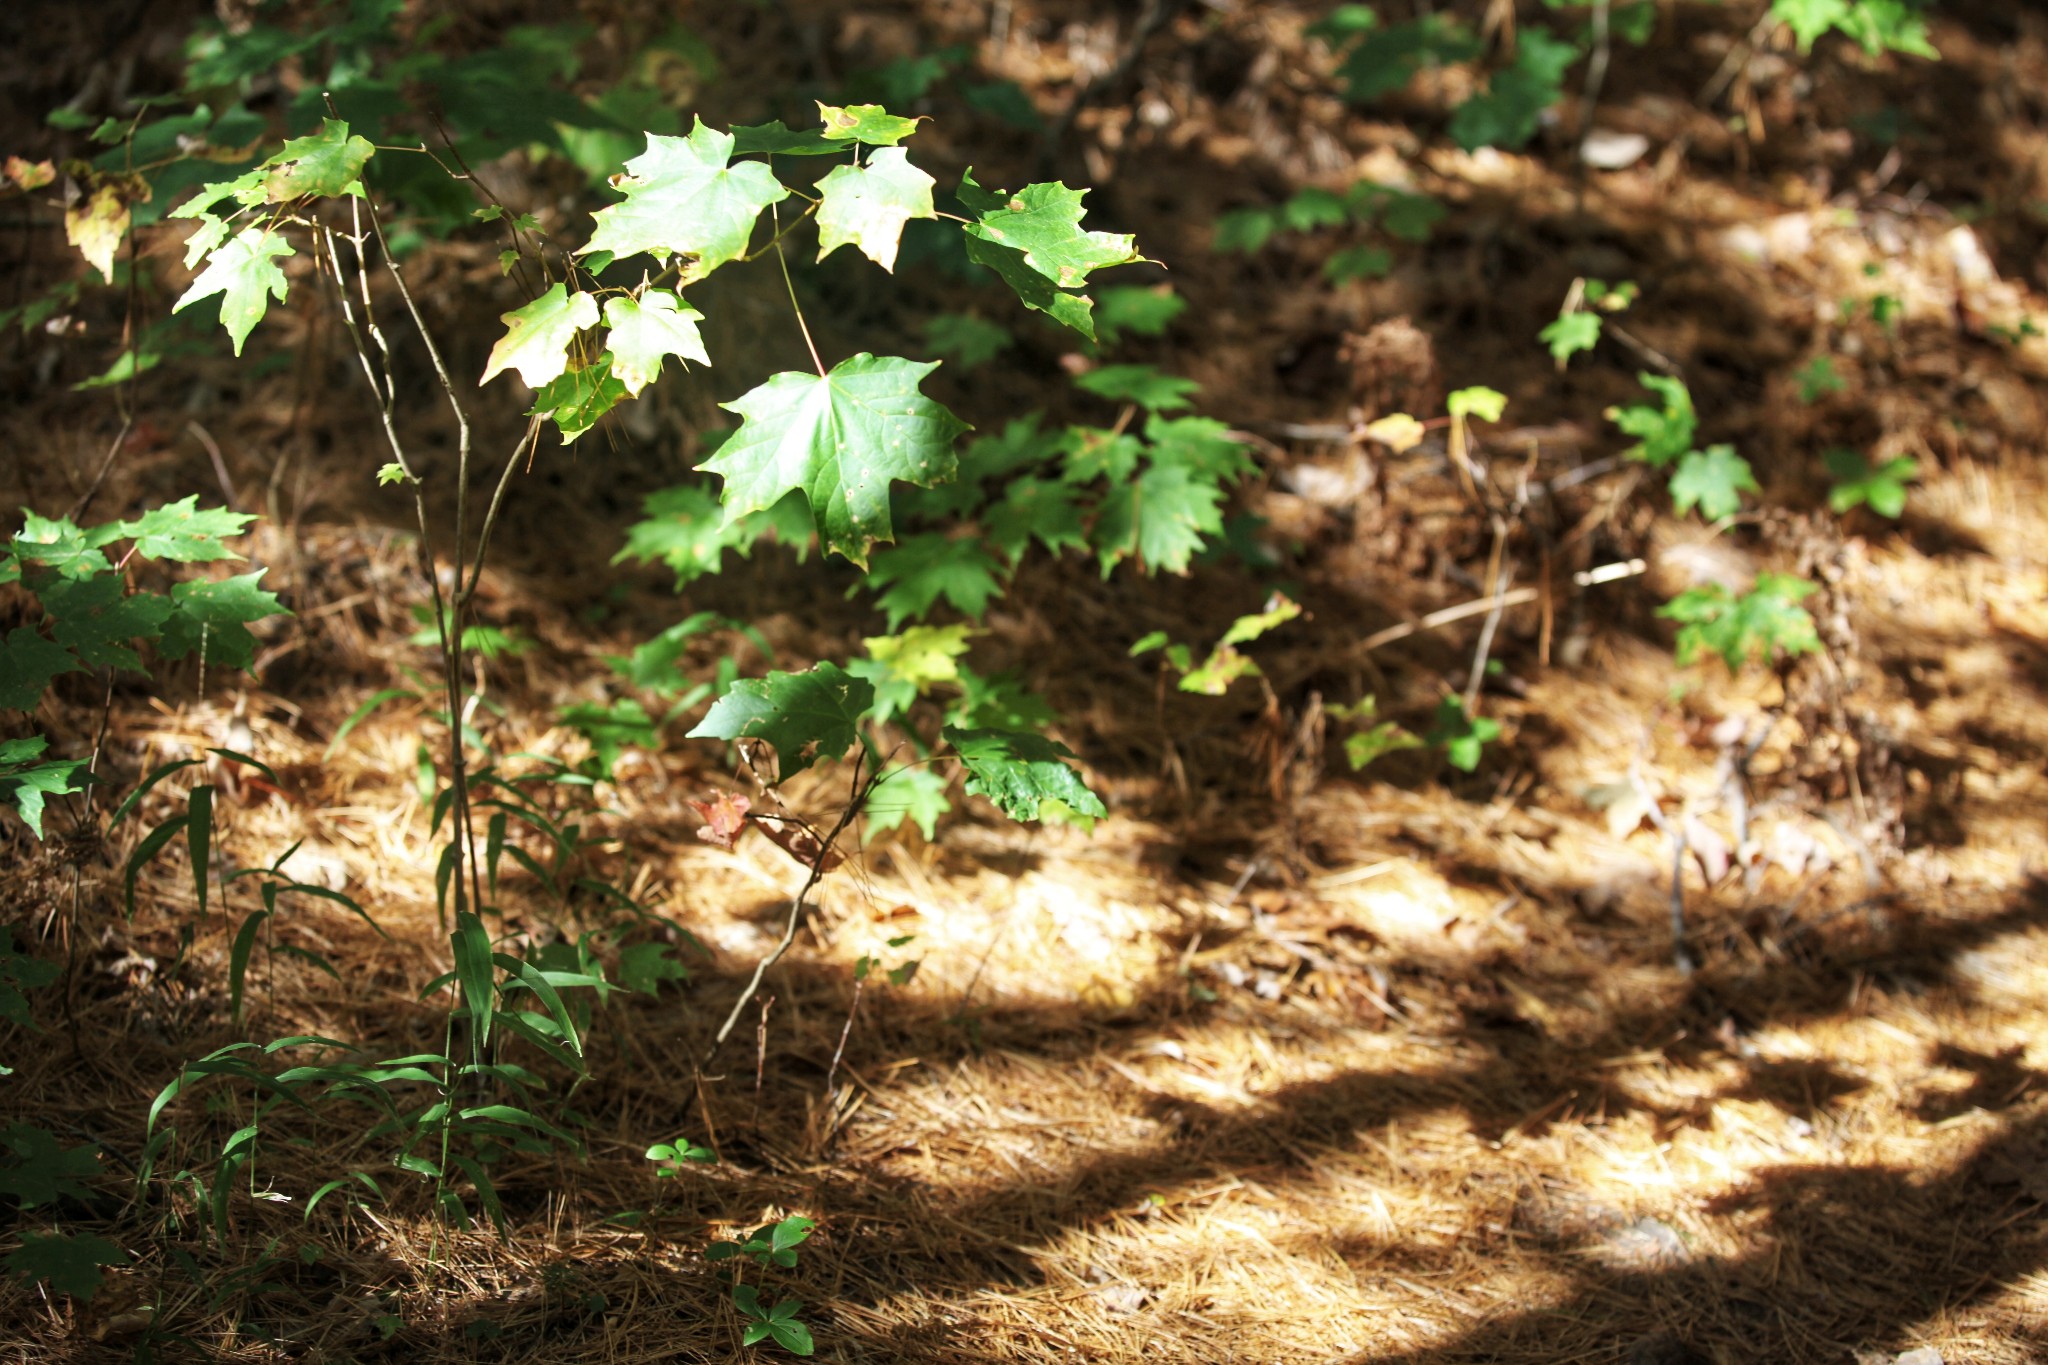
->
769;202;827;377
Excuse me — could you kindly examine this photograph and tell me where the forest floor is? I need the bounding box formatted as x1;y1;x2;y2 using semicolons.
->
6;1;2048;1362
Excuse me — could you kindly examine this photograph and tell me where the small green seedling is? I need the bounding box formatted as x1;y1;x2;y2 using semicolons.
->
708;1214;815;1270
644;1139;716;1176
1825;449;1918;517
733;1283;814;1355
1426;696;1501;773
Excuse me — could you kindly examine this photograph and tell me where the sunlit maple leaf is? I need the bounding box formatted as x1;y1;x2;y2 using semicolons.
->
481;284;599;390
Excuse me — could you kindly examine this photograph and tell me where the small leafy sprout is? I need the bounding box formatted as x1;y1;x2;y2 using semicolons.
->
1539;278;1636;370
855;935;922;987
644;1139;716;1176
1825;449;1919;517
1325;697;1425;771
732;1284;815;1355
1669;444;1759;521
1585;280;1639;312
1607;373;1696;467
1130;593;1301;695
1426;696;1501;773
1795;355;1846;403
1539;310;1601;369
1659;573;1822;671
708;1214;815;1270
376;462;407;486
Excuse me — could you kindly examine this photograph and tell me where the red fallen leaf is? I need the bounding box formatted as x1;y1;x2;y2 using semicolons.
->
753;816;843;875
687;792;752;849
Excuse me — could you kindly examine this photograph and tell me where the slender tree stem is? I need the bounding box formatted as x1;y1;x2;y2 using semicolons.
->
770;203;827;377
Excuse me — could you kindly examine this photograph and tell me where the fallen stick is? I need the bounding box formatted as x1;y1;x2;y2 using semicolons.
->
1359;558;1646;652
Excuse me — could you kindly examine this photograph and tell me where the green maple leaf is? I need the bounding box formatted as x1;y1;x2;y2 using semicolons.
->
560;698;659;780
528;359;627;443
1426;697;1503;773
1146;415;1256;481
817;101;920;145
864;534;1004;629
0;628;85;711
173;226;292;355
686;662;874;781
480;284;599;390
816;148;936;272
260;118;374;201
10;511;121;580
1282;187;1349;232
4;1232;125;1300
1539;311;1601;367
865;764;950;839
1607;373;1697;467
0;921;61;1028
1840;0;1937;57
959;415;1063;484
1212;207;1278;254
0;1124;101;1208
1447;386;1508;423
1660;574;1821;671
1449;29;1580;151
39;575;174;670
580;121;789;279
851;623;973;723
985;476;1086;563
1092;462;1225;576
1091;286;1184;346
1324;245;1393;284
1669;444;1759;520
603;291;709;396
118;497;255;562
1059;429;1145;485
708;354;969;568
168;164;268;231
964;179;1143;289
615;485;758;589
0;736;85;839
1355;185;1445;242
1324;14;1480;101
947;667;1057;732
155;570;289;671
1345;722;1424;771
728;121;840;156
1796;355;1846;403
606;612;728;697
1771;0;1851;51
619;942;691;996
921;313;1013;370
942;725;1106;823
1825;448;1918;517
1073;364;1199;413
963;230;1099;338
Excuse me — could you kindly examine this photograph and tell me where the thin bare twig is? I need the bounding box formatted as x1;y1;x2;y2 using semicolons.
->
694;756;881;1104
1358;559;1646;653
1464;546;1514;715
